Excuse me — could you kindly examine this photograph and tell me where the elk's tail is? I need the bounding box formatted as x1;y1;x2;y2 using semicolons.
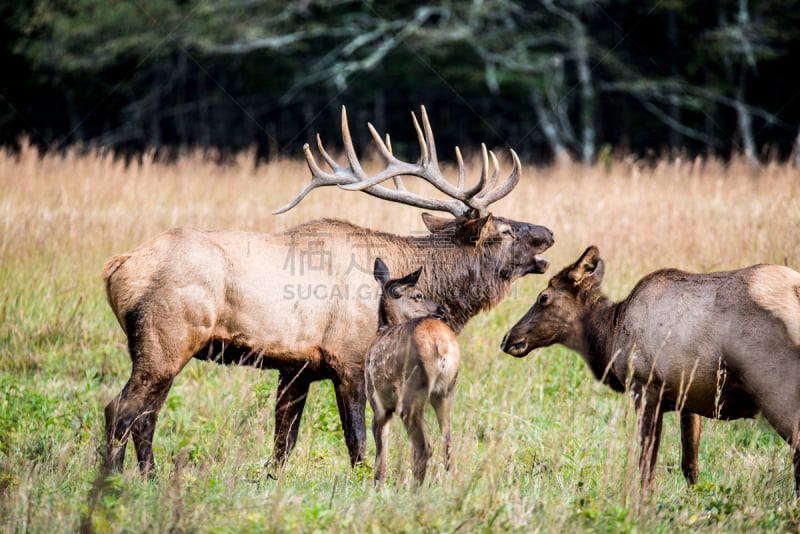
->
102;254;131;333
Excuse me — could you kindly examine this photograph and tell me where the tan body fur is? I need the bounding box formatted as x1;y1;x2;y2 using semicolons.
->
103;214;552;475
366;259;460;485
502;246;800;494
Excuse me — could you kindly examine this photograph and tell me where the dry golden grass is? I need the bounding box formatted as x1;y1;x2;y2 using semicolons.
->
1;140;799;532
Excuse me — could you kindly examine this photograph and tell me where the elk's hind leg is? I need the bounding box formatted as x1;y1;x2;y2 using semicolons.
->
130;376;175;475
733;368;800;495
105;367;177;476
679;412;702;485
400;399;432;485
105;308;198;476
371;404;393;486
727;342;800;495
431;389;455;472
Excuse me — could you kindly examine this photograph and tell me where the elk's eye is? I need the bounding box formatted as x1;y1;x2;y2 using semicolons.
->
502;229;513;237
538;293;551;306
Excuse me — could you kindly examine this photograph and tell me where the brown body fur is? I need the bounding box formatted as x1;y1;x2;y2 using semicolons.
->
502;246;800;494
103;214;552;474
366;259;459;486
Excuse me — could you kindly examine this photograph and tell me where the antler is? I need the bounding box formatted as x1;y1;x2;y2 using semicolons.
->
273;106;522;217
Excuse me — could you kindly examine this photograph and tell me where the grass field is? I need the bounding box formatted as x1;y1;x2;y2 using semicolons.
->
1;141;800;532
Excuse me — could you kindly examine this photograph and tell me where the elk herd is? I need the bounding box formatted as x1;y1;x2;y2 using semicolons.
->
102;107;800;495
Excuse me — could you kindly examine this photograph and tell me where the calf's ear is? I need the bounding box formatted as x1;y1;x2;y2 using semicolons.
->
568;246;605;286
397;266;424;287
374;257;391;286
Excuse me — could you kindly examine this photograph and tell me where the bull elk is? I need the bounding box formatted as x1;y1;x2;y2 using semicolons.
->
102;106;554;475
502;246;800;494
367;258;459;486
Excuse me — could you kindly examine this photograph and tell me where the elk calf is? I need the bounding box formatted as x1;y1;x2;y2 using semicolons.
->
502;246;800;494
366;258;460;486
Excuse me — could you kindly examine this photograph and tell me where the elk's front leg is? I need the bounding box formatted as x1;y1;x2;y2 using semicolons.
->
636;392;664;491
679;412;702;485
272;367;313;467
334;370;367;467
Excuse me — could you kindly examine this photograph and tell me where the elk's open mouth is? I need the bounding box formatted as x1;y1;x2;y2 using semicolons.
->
501;333;530;357
524;255;550;274
532;256;550;274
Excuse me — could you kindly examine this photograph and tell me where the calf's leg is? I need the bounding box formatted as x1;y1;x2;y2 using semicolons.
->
431;390;455;472
371;407;392;486
401;401;431;485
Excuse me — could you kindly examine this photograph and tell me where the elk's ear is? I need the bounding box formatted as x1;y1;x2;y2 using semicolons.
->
568;246;604;286
459;213;492;245
373;257;391;286
421;212;452;233
397;266;423;287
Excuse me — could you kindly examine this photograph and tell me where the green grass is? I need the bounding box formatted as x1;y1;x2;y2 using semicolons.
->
1;145;800;531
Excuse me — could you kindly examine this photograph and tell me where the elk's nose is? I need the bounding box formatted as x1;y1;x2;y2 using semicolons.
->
501;332;528;357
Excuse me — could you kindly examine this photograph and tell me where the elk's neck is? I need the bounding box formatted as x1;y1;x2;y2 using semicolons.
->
406;236;513;334
376;299;398;332
284;220;516;335
574;295;626;393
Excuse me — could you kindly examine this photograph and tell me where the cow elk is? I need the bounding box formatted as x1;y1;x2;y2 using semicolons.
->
366;258;459;486
502;246;800;495
102;106;554;475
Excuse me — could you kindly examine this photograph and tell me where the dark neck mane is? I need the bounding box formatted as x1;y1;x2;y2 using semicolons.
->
284;219;517;335
405;234;514;334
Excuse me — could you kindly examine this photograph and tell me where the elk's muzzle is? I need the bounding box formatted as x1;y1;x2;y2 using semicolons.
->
501;332;529;357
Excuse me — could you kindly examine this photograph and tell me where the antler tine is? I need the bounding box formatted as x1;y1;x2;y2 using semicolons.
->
340;106;368;181
382;131;407;190
367;122;396;162
469;148;522;209
382;131;406;191
410;111;429;165
456;144;487;199
274;105;522;217
272;143;355;214
419;105;438;167
338;123;419;191
315;133;344;173
476;150;501;199
455;146;466;189
341;113;476;200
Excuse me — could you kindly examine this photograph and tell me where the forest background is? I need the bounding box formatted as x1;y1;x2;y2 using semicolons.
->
2;0;800;165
